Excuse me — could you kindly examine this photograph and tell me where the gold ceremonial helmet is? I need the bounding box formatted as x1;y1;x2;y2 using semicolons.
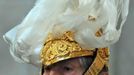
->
40;31;109;75
3;0;129;75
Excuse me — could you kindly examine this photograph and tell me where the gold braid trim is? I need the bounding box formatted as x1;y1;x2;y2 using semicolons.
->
84;48;109;75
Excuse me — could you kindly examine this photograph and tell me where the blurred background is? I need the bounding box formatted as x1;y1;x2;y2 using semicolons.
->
0;0;134;75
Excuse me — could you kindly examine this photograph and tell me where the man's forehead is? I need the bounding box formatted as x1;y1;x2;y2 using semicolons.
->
45;57;81;68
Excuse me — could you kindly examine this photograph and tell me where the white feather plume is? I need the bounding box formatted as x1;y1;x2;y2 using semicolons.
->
3;0;129;67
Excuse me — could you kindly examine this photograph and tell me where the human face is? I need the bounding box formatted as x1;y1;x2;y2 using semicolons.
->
43;58;85;75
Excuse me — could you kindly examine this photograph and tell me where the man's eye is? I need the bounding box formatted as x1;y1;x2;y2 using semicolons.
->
63;66;73;71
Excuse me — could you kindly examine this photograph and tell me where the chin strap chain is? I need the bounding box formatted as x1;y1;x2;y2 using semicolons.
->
84;48;109;75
